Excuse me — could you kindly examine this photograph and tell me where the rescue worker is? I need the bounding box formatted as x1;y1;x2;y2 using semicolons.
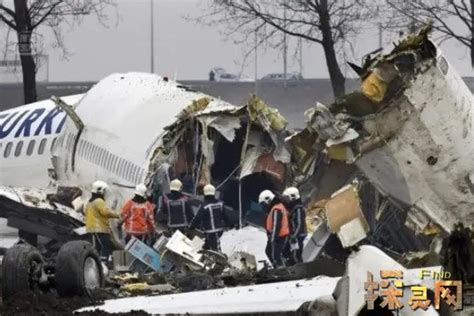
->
282;187;307;264
120;184;156;244
85;180;120;258
259;190;290;268
157;179;194;236
190;184;232;251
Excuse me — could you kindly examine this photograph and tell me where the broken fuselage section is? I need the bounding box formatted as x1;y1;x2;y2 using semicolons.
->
295;28;474;234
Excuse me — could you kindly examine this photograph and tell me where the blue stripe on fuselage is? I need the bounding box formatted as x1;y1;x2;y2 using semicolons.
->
0;107;66;140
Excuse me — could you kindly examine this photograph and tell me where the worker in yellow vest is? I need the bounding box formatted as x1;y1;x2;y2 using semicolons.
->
85;180;120;258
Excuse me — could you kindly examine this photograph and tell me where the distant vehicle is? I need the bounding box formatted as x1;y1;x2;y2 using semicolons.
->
260;73;303;81
210;67;254;82
217;73;240;82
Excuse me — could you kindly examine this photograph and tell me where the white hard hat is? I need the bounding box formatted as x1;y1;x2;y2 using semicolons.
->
258;190;275;204
91;180;108;194
170;179;183;192
203;184;216;196
134;183;147;197
283;187;300;201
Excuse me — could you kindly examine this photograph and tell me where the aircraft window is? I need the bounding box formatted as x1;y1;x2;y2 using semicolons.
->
84;142;90;160
115;157;121;174
4;142;12;158
134;166;140;183
78;139;84;156
14;141;23;157
129;164;136;182
57;135;64;148
51;137;57;152
105;151;110;168
92;144;99;163
86;142;94;161
111;155;118;174
100;150;106;168
90;144;97;162
38;138;47;155
125;161;131;180
110;154;116;172
66;134;72;150
132;165;138;183
108;154;114;172
128;162;134;181
118;159;125;177
87;142;93;161
26;140;35;156
130;163;135;182
97;148;103;167
69;134;76;151
105;151;111;170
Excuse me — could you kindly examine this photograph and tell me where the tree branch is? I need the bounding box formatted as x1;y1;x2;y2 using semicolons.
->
31;0;63;29
0;4;16;18
0;13;17;30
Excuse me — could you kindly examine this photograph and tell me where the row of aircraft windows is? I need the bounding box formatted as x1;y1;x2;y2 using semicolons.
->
60;133;143;184
1;138;55;159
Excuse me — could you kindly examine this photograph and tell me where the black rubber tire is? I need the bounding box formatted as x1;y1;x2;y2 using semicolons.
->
1;243;44;301
55;240;103;297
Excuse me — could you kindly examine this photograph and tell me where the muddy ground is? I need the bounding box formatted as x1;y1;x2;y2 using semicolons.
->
0;292;149;316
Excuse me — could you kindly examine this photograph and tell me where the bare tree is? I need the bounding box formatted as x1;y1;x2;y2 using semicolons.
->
386;0;474;67
0;0;115;103
197;0;378;98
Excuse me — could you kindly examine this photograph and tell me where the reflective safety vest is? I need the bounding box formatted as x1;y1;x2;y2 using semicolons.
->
163;195;189;228
121;200;155;235
265;203;290;237
86;198;120;233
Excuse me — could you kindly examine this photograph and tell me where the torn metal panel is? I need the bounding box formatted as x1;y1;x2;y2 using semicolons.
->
253;153;286;183
201;115;242;142
77;276;340;315
239;146;264;179
305;103;350;140
325;185;368;233
293;28;474;233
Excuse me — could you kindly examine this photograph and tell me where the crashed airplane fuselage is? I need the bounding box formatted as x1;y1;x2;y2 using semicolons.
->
0;73;289;240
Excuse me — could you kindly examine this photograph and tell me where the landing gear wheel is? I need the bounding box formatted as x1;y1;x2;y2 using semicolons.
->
1;243;44;301
55;240;103;297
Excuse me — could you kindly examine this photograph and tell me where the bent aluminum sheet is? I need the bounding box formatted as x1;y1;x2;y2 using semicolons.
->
77;276;340;315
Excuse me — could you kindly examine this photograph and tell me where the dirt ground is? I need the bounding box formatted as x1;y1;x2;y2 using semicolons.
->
0;292;149;316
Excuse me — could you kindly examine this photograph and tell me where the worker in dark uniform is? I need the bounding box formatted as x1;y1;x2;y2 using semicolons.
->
259;190;290;268
157;179;194;236
190;184;232;251
283;187;307;264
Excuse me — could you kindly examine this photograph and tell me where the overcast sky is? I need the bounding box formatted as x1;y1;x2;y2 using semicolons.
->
2;0;474;81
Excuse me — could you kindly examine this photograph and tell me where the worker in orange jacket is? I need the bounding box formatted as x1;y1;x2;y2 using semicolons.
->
259;190;290;268
121;184;156;244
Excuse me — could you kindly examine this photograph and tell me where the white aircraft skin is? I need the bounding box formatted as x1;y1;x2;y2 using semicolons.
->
0;95;83;188
0;72;238;212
